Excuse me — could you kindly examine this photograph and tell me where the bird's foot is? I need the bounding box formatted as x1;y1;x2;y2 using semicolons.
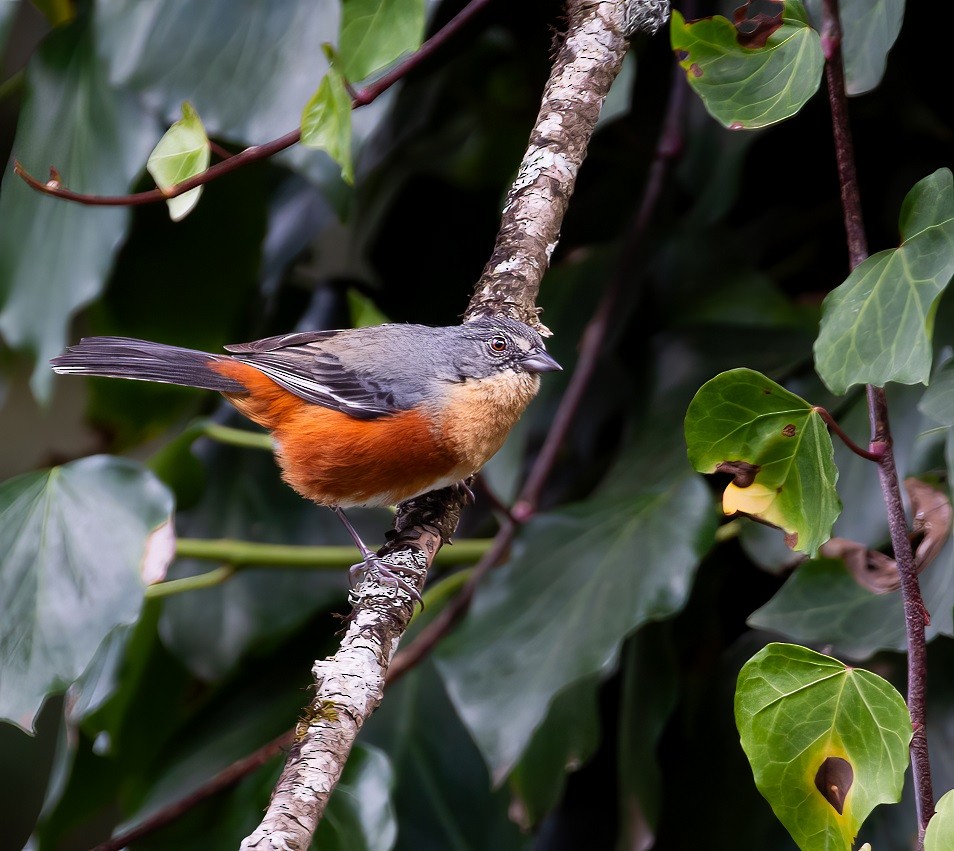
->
453;478;476;505
349;552;423;605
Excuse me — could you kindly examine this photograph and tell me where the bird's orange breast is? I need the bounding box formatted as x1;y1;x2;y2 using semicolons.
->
212;360;462;507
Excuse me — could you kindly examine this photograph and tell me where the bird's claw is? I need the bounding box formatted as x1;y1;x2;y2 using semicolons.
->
453;479;476;505
349;553;423;605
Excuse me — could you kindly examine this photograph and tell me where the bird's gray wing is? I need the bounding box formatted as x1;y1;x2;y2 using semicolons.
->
224;330;402;419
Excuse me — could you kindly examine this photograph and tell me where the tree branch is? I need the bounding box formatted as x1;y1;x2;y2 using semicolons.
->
240;489;463;850
465;0;667;328
240;2;670;848
391;34;686;685
821;0;934;843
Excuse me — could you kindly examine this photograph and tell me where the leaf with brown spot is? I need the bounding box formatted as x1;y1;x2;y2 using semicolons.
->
685;368;840;555
736;643;911;850
815;756;854;815
670;0;823;129
734;0;785;49
716;460;761;487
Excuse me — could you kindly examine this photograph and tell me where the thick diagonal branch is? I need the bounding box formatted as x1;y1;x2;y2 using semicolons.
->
240;2;669;849
466;0;667;326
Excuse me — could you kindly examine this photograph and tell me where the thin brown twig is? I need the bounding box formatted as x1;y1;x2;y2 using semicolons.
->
90;731;294;851
387;521;516;684
390;59;690;681
812;406;885;462
819;1;867;269
208;140;235;161
14;0;494;207
822;0;934;843
868;383;934;839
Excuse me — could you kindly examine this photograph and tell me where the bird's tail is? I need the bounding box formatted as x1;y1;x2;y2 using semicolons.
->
50;336;246;394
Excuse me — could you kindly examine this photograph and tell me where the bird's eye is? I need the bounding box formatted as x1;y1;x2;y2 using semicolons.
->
489;335;508;353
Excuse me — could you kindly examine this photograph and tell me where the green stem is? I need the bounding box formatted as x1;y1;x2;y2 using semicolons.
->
146;565;235;599
417;566;474;614
174;536;494;569
199;421;273;451
147;539;491;598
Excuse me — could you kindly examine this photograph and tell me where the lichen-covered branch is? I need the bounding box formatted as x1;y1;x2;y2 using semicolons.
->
239;578;410;851
240;3;669;848
239;489;462;851
466;0;668;327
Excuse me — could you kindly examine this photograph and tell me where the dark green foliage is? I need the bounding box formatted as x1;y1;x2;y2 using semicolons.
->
0;1;952;849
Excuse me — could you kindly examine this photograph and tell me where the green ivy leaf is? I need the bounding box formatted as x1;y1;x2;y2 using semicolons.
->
616;626;678;848
0;21;159;400
685;368;841;555
670;0;823;129
815;168;954;395
736;643;912;850
339;0;425;82
347;288;390;327
436;471;715;781
920;360;954;426
301;61;354;184
363;662;526;849
925;789;954;851
0;456;173;732
921;364;954;506
509;675;601;827
747;556;954;659
146;101;211;221
158;442;349;680
804;0;904;95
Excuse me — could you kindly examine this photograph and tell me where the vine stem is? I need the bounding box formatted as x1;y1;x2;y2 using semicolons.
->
13;0;494;206
811;407;885;462
143;537;494;599
822;0;934;842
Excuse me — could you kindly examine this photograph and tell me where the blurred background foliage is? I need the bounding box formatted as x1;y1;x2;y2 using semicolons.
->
0;0;951;848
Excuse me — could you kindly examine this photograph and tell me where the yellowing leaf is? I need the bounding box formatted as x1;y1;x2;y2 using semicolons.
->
736;643;911;850
722;481;788;529
685;369;840;555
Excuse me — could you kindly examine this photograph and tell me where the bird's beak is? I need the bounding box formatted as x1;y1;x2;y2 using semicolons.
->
519;348;562;373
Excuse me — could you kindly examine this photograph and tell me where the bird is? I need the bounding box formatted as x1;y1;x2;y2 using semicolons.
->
51;316;561;599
